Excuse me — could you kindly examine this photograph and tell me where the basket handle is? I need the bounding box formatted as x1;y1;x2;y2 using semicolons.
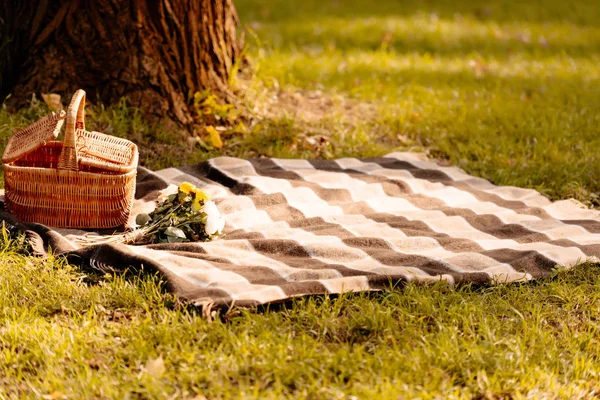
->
57;89;86;171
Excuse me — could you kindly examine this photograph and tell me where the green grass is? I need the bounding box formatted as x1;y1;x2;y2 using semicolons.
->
2;0;600;397
2;232;600;399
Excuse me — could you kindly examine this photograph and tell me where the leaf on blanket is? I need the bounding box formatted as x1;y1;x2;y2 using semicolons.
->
136;213;151;226
165;226;187;243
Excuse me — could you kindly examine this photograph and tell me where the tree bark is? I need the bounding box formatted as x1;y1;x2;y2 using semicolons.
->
0;0;242;126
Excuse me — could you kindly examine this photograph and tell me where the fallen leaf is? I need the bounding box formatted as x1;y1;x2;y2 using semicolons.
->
206;126;223;149
87;357;105;369
144;355;166;378
516;32;531;44
380;32;393;50
42;391;65;400
468;59;489;77
232;122;247;134
41;93;62;110
396;134;412;145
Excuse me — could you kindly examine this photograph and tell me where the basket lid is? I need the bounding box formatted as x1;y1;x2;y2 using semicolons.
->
2;110;66;164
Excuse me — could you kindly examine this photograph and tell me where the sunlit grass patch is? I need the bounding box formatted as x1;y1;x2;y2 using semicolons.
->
2;0;600;397
249;14;600;57
1;226;600;398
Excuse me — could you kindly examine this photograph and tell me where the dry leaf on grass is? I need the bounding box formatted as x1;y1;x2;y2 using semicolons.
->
206;126;223;149
42;391;66;400
41;93;63;110
144;355;166;378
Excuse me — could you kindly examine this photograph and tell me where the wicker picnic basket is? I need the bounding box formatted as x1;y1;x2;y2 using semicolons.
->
2;89;138;229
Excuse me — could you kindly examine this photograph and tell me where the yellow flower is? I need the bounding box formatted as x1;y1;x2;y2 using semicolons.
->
191;199;202;212
179;182;209;203
194;190;208;202
179;182;196;194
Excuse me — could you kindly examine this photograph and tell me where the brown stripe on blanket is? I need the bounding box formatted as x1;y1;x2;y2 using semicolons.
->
481;249;557;276
341;236;460;275
367;213;484;252
245;238;368;281
285;172;552;244
549;239;600;257
150;243;328;286
305;160;554;234
224;229;379;278
368;213;558;273
350;158;538;212
135;167;170;199
248;192;306;221
208;264;292;286
361;157;597;227
276;280;333;299
208;226;377;281
288;216;357;238
234;232;375;277
561;219;600;234
337;236;515;283
195;160;258;195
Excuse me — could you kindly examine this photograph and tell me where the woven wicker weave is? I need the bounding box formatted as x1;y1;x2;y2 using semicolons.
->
2;90;138;229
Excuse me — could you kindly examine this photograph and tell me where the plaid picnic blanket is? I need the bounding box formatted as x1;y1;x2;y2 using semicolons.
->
3;152;600;308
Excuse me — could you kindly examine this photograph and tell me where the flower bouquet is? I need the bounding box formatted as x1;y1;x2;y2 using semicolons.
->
77;182;224;246
136;182;224;243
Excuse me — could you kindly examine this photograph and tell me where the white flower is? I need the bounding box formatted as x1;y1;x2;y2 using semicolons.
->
157;184;178;202
203;200;225;235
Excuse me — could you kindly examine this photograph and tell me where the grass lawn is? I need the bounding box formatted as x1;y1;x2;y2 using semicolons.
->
2;0;600;398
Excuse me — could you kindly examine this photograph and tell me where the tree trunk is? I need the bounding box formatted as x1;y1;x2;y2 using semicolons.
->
0;0;241;126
